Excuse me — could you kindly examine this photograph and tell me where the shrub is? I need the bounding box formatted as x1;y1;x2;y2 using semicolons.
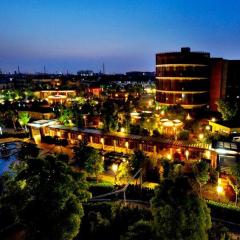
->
41;135;55;144
178;130;190;140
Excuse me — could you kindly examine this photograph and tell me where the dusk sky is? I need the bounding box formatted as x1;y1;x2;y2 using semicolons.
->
1;0;240;74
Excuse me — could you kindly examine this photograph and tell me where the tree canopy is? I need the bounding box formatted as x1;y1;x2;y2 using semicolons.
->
0;154;91;240
151;176;211;240
217;99;239;120
73;140;103;180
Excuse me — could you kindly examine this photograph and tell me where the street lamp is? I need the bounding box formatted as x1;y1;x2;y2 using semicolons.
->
217;178;224;201
100;137;104;150
120;127;125;133
211;117;216;122
125;141;129;154
205;125;211;131
112;163;118;185
217;185;223;201
185;150;189;161
83;115;87;127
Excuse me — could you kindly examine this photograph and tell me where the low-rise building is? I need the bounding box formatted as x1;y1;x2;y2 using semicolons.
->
209;120;240;134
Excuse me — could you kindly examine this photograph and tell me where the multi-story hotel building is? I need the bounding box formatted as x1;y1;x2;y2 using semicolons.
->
156;47;210;109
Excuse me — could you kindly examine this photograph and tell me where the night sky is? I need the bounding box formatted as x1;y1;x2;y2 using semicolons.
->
0;0;240;73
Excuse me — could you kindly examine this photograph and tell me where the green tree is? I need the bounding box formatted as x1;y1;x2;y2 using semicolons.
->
166;104;186;121
18;111;31;131
151;176;211;240
58;108;73;126
122;220;155;240
73;141;103;181
18;142;40;161
209;222;231;240
116;161;131;184
230;162;240;205
130;150;149;181
217;99;239;120
101;100;119;132
5;109;17;130
193;161;209;196
178;130;190;140
159;158;183;180
0;154;91;240
87;211;110;239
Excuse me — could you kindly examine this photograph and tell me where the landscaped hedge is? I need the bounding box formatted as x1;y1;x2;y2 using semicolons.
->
207;200;240;223
124;184;154;201
88;184;115;197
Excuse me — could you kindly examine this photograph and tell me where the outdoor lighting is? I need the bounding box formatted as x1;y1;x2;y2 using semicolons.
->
112;163;118;173
215;148;237;155
83;115;87;126
199;133;204;141
211;117;216;122
217;185;223;195
205;150;211;159
167;154;171;160
120;127;125;133
218;178;222;185
205;125;211;131
125;141;129;154
185;150;189;161
186;113;191;120
112;163;118;185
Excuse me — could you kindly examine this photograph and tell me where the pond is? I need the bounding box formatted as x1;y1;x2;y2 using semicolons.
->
0;142;20;175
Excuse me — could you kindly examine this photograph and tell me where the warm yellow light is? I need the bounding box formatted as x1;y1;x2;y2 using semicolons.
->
112;163;118;173
160;110;165;115
185;150;189;157
217;185;223;194
186;113;192;120
125;142;129;148
199;133;204;140
205;125;211;131
78;134;82;140
167;154;171;160
218;178;222;185
120;127;125;133
205;150;211;159
100;138;104;144
211;117;216;122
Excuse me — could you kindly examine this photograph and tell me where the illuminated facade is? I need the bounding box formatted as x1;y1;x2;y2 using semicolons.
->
156;47;210;109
